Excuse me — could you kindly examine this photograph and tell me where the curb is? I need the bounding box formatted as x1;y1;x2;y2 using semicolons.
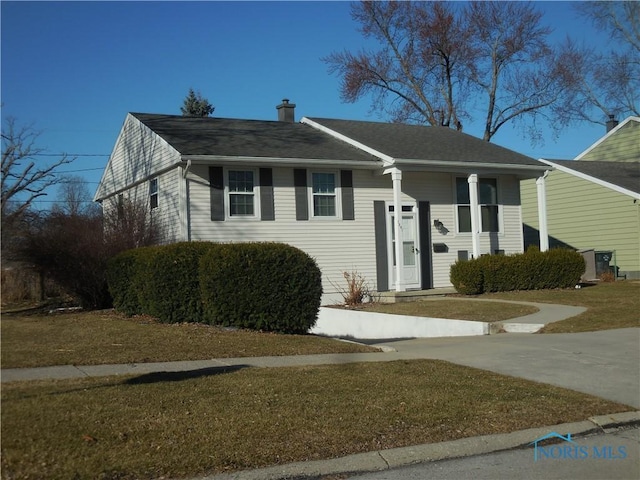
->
196;411;640;480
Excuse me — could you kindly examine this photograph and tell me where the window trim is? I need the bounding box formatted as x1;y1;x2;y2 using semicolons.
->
454;176;501;234
149;178;158;210
225;167;260;219
308;170;341;219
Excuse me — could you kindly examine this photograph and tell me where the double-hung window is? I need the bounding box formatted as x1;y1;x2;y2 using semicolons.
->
456;177;499;233
312;172;337;217
228;169;255;217
479;178;499;232
149;178;158;210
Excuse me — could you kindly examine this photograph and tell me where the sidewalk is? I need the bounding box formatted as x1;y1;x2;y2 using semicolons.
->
0;300;587;383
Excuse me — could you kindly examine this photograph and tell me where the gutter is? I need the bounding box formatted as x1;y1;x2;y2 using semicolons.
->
180;155;383;169
539;159;640;200
394;158;551;172
94;160;185;203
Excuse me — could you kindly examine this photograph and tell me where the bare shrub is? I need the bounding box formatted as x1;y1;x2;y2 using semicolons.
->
598;271;615;283
13;198;160;310
334;271;375;306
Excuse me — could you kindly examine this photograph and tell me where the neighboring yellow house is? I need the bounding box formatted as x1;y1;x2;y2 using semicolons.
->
522;116;640;280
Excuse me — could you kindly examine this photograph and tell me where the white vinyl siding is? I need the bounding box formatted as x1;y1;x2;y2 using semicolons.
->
95;114;181;202
188;167;526;298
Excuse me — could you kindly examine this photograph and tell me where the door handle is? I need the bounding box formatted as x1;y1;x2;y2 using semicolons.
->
412;246;420;254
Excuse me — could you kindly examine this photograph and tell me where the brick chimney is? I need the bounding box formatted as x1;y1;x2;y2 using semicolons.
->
606;114;619;132
277;99;296;123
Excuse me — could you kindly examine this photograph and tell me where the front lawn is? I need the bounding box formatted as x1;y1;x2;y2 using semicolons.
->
487;280;640;333
356;299;538;322
1;359;632;479
0;310;378;369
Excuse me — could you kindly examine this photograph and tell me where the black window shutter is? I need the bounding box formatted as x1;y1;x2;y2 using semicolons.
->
373;200;388;291
209;166;224;221
260;168;275;221
341;170;354;220
418;201;433;289
294;169;308;221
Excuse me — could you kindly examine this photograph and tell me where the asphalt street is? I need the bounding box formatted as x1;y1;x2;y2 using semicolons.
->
346;426;640;480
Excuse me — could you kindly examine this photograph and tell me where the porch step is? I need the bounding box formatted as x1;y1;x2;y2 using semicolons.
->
490;322;545;334
377;287;458;303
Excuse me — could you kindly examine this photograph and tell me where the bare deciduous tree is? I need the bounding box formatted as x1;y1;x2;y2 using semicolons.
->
324;1;583;142
556;1;639;125
102;195;161;251
14;194;161;309
52;175;100;217
1;117;73;223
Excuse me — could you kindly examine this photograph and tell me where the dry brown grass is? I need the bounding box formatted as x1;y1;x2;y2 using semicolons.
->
487;281;640;333
0;310;378;369
354;299;538;322
1;360;631;479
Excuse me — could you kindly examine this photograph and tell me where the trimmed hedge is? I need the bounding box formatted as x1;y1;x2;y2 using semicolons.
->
106;246;158;316
450;248;585;295
136;242;215;323
199;242;323;333
106;241;323;334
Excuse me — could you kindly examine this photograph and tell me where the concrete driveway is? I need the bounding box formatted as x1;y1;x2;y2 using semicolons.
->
375;328;640;409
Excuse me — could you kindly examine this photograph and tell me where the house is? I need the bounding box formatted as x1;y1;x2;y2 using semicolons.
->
521;116;640;280
94;100;551;302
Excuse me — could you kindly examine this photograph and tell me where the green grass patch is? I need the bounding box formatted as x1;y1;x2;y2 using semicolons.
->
0;310;377;369
355;299;538;322
487;281;640;333
1;360;631;479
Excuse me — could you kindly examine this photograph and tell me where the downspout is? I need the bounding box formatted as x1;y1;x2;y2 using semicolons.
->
391;168;404;292
468;174;481;258
536;170;550;252
179;159;192;242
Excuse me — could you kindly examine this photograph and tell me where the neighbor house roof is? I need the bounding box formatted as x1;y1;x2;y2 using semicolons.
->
131;113;378;163
540;159;640;198
303;117;543;167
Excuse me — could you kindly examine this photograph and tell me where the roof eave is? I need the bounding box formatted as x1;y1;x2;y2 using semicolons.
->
394;158;550;176
180;154;383;169
540;159;640;199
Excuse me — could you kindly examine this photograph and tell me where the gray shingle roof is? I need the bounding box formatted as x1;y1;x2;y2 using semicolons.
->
545;159;640;194
306;118;541;166
131;113;378;163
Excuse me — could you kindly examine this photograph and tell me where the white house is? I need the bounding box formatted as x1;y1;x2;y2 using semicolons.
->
94;100;551;302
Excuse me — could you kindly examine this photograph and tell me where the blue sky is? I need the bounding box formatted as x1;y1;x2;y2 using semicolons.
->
1;1;617;208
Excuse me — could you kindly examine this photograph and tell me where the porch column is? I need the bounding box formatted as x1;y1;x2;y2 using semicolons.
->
536;171;550;252
391;168;405;292
468;174;481;258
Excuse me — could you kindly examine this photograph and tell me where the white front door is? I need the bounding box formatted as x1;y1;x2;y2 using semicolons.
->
388;204;420;289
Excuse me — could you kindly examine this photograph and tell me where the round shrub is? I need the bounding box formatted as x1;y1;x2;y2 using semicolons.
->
199;242;322;334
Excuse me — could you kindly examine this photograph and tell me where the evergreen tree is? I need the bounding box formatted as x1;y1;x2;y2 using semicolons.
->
180;88;214;117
